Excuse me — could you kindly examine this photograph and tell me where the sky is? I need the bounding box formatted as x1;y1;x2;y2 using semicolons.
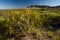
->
0;0;60;9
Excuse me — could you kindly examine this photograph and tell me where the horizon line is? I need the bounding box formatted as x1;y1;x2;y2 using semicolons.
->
0;5;60;9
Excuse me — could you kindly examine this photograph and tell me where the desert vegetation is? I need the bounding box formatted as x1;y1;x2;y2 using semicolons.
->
0;8;60;40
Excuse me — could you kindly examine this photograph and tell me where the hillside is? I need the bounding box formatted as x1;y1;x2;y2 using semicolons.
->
0;6;60;40
27;5;60;8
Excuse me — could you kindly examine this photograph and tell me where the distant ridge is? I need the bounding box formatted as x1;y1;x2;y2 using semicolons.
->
27;5;60;8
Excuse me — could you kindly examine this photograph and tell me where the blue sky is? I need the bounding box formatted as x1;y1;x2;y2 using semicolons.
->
0;0;60;9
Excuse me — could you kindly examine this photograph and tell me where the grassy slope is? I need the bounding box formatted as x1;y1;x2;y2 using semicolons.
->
0;8;60;40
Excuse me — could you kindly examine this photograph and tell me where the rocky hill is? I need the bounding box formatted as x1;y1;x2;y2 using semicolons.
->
27;5;60;8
